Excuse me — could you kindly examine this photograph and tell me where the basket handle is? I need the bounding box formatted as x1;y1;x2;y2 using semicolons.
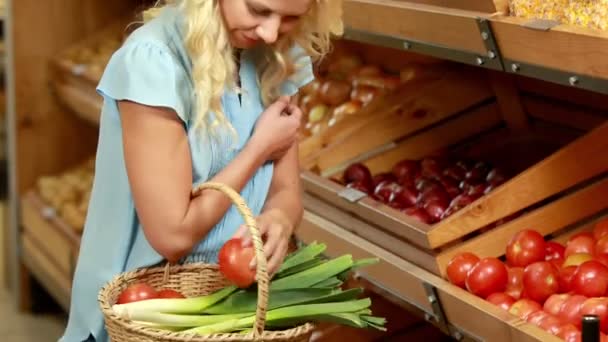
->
192;182;269;338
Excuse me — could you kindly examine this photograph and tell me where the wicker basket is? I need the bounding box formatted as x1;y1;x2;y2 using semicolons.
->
98;182;315;342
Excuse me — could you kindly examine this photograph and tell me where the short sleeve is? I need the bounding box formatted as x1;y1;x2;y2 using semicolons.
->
97;41;191;124
280;44;315;96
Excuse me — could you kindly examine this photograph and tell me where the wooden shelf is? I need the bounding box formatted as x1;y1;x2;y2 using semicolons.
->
342;0;501;70
342;0;608;95
19;191;82;311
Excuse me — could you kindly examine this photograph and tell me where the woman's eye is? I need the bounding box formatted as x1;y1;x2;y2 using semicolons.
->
248;5;271;17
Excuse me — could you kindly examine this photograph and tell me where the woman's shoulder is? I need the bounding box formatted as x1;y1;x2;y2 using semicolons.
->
118;5;190;67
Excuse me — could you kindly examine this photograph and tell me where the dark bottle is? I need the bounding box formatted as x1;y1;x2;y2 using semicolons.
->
582;315;600;342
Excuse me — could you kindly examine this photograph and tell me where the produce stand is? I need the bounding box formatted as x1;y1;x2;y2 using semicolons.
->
4;0;608;341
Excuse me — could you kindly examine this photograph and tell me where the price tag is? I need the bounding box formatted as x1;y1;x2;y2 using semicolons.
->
41;206;56;219
71;64;86;76
337;187;367;203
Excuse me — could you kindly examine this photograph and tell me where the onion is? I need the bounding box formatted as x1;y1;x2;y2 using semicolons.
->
372;173;397;189
374;181;403;204
319;80;352;106
392;159;421;185
343;163;372;185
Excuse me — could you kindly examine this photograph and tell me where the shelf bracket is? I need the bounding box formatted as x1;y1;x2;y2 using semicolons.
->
475;18;504;72
422;282;451;335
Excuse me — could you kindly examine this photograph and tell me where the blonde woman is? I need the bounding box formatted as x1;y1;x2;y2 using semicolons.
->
60;1;342;341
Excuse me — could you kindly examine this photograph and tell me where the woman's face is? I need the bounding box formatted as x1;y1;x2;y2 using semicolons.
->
219;0;312;48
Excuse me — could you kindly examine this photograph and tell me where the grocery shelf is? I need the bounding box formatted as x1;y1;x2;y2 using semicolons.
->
295;209;563;342
491;16;608;95
342;0;502;70
342;0;608;95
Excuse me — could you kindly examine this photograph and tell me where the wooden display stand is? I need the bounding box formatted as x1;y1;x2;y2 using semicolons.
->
4;0;608;341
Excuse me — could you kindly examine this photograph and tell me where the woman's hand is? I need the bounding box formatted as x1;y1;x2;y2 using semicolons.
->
233;208;294;277
250;96;302;162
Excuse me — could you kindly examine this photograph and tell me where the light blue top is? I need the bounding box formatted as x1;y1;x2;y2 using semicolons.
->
60;5;313;342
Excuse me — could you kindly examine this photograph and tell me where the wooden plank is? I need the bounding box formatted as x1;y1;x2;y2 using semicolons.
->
21;232;72;312
523;96;607;131
428;120;608;248
303;192;441;274
517;77;608;113
435;177;608;276
491;16;608;79
301;170;433;249
297;211;433;313
315;69;494;172
488;71;530;131
344;0;489;54
356;103;502;176
296;210;556;342
402;0;497;13
20;192;80;279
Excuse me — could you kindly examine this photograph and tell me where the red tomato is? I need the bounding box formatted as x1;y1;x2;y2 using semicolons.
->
571;261;608;298
597;237;608;256
594;218;608;241
116;283;158;304
559;295;588;328
565;234;596;258
563;253;593;268
486;292;515;311
523;261;559;303
446;252;480;289
557;324;581;342
466;257;508;298
549;258;565;270
538;314;564;335
509;299;542;320
526;310;550;326
544;293;571;316
506;267;524;300
218;238;256;288
506;229;546;267
559;266;578;293
580;297;608;334
545;241;566;261
597;254;608;268
157;289;185;299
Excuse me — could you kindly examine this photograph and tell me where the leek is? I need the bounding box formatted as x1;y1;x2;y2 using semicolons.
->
185;299;372;335
312;277;343;288
112;285;237;317
270;255;353;290
279;241;326;273
203;288;336;314
128;312;250;327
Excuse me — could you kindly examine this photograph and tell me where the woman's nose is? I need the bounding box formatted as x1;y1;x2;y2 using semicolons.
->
255;16;281;44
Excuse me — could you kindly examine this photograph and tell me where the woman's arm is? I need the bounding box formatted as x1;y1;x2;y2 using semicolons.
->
119;98;297;263
261;141;303;230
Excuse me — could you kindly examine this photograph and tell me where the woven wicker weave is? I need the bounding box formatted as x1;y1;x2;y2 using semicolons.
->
98;182;315;342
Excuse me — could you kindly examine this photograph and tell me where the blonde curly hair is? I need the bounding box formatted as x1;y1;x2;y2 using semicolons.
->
144;0;343;143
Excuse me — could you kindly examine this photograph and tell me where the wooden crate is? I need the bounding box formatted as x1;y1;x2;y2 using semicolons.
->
297;40;452;162
50;16;132;125
300;62;608;276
